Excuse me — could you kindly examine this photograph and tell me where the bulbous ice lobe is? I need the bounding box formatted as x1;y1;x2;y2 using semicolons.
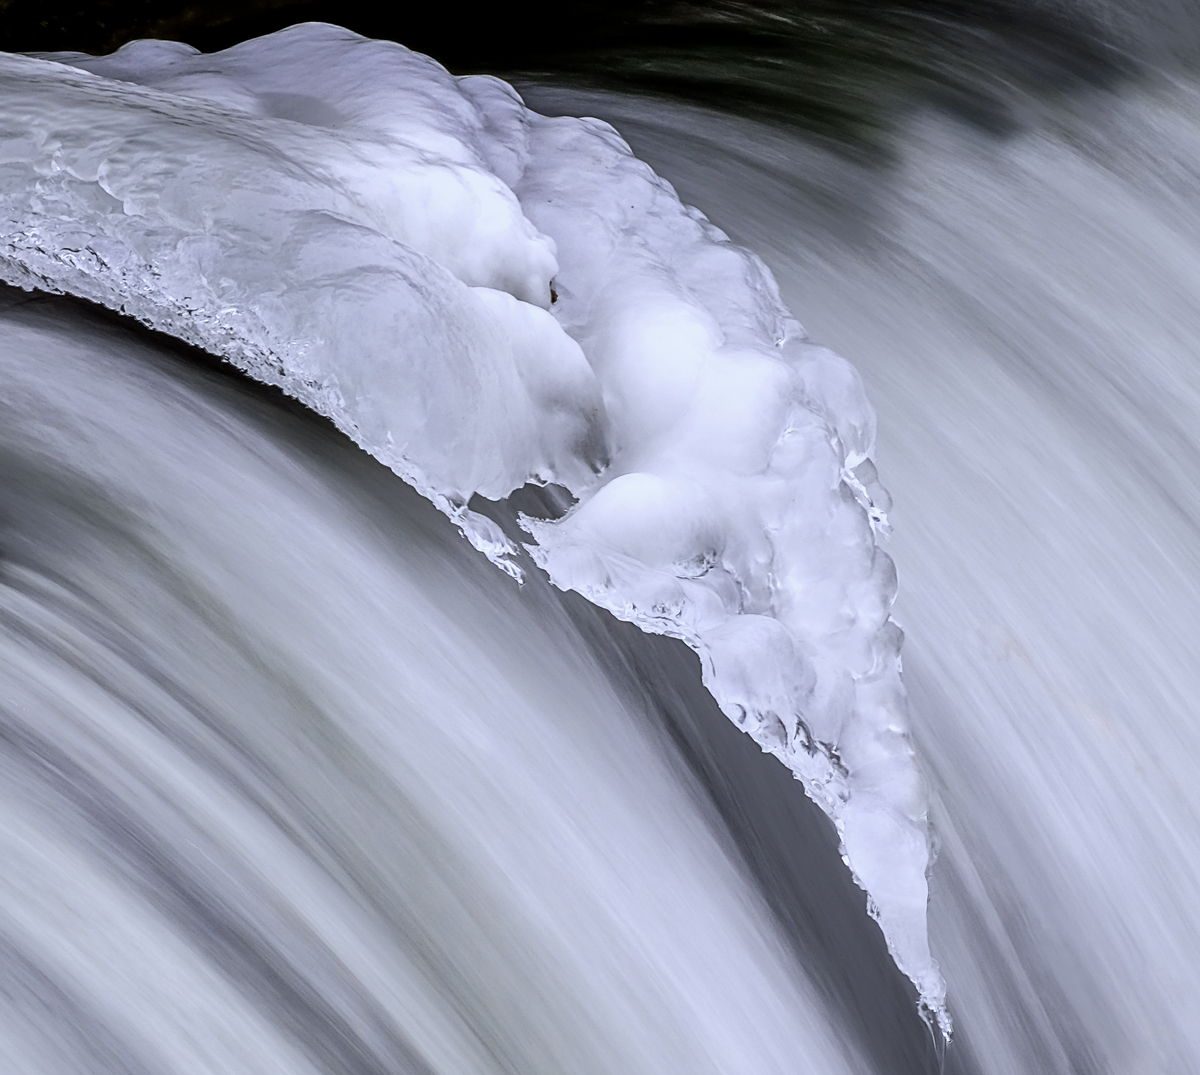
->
0;34;607;563
0;23;947;1029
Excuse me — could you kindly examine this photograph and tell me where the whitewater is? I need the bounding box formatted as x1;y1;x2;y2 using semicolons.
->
3;14;1200;1075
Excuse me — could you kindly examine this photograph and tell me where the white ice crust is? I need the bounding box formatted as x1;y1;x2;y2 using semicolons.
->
0;24;948;1030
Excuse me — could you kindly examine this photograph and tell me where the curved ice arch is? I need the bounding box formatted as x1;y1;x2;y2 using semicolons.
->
0;23;948;1032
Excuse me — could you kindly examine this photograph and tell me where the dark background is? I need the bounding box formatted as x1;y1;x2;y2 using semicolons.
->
0;0;1128;153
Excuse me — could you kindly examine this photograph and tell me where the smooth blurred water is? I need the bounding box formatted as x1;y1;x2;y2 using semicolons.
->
6;12;1200;1073
0;286;950;1075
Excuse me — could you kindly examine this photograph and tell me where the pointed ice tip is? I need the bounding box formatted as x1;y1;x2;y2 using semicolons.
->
919;999;953;1071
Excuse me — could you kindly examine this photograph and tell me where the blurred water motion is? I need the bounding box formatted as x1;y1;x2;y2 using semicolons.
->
4;3;1200;1073
0;289;934;1075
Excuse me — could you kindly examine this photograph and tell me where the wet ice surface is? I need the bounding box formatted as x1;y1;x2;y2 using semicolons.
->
0;24;945;1023
516;74;1200;1074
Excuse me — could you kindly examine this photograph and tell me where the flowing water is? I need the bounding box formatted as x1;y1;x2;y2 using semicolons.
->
4;8;1200;1075
0;285;942;1074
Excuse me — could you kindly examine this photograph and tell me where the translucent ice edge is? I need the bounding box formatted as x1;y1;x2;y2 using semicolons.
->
0;23;948;1034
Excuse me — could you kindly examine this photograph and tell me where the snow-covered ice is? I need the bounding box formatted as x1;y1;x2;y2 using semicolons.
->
0;23;947;1028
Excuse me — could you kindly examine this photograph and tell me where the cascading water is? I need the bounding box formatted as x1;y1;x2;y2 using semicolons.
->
2;5;1200;1074
0;287;886;1075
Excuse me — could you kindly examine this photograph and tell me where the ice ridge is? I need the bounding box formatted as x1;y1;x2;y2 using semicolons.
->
0;23;948;1033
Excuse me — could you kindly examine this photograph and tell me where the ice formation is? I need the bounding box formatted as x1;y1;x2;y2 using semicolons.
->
0;23;948;1030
